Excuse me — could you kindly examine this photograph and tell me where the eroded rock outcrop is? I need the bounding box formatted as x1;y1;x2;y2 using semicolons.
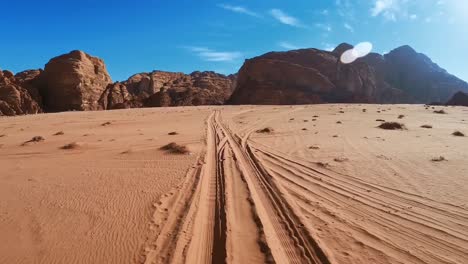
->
41;50;112;112
0;70;42;116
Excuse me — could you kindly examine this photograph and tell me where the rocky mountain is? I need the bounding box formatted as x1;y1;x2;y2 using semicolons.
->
229;43;468;105
364;45;468;103
446;91;468;106
1;45;467;116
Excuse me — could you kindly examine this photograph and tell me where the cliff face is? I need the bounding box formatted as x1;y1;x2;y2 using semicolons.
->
229;44;468;105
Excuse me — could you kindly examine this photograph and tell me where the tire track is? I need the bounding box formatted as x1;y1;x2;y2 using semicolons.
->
213;112;329;264
143;110;330;264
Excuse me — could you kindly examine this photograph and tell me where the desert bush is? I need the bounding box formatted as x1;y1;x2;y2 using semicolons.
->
160;142;189;154
256;127;273;133
452;131;465;137
378;122;406;130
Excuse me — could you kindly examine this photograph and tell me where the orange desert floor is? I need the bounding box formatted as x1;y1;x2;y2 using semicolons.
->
0;104;467;264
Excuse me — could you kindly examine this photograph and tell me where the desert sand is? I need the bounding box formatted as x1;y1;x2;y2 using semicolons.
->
1;104;467;264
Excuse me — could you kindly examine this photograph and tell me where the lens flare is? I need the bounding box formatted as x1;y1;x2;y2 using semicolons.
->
354;42;373;57
340;42;373;64
340;49;359;64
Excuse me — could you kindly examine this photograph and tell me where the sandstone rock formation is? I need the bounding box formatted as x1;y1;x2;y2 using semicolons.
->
99;70;237;109
143;71;236;107
229;44;468;105
0;70;42;116
2;45;467;116
446;91;468;106
41;50;112;112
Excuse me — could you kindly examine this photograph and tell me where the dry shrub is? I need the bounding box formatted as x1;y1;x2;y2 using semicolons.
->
433;109;447;114
378;122;406;130
302;128;308;131
256;127;273;133
376;119;385;122
309;145;320;150
431;156;447;162
61;142;81;150
398;115;405;119
53;131;64;136
22;136;44;146
315;162;329;167
421;125;432;129
168;131;178;135
0;134;6;138
336;121;342;124
101;121;112;126
334;157;349;162
362;109;367;112
452;131;465;137
160;142;189;154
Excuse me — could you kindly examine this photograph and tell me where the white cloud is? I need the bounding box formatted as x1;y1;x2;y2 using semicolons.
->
409;14;417;20
315;23;332;32
344;23;354;32
278;42;301;50
371;0;406;21
217;4;259;17
187;47;242;62
270;9;303;27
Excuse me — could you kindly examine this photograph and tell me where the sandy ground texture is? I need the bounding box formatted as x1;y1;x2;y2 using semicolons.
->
1;104;468;264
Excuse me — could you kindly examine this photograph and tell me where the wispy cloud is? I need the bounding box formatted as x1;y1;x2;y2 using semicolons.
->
186;47;242;62
278;42;301;50
344;23;354;32
315;23;332;32
370;0;407;21
322;43;337;52
217;4;260;17
270;9;304;28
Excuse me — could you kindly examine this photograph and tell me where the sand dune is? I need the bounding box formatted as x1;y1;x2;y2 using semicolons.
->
1;105;467;263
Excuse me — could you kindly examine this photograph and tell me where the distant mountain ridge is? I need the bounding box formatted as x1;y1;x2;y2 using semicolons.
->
1;44;467;116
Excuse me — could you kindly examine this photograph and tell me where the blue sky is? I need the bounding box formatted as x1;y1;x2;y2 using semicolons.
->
1;0;467;82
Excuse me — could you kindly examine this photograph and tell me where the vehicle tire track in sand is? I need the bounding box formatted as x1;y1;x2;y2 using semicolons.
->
214;112;330;264
143;110;329;264
249;142;468;264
